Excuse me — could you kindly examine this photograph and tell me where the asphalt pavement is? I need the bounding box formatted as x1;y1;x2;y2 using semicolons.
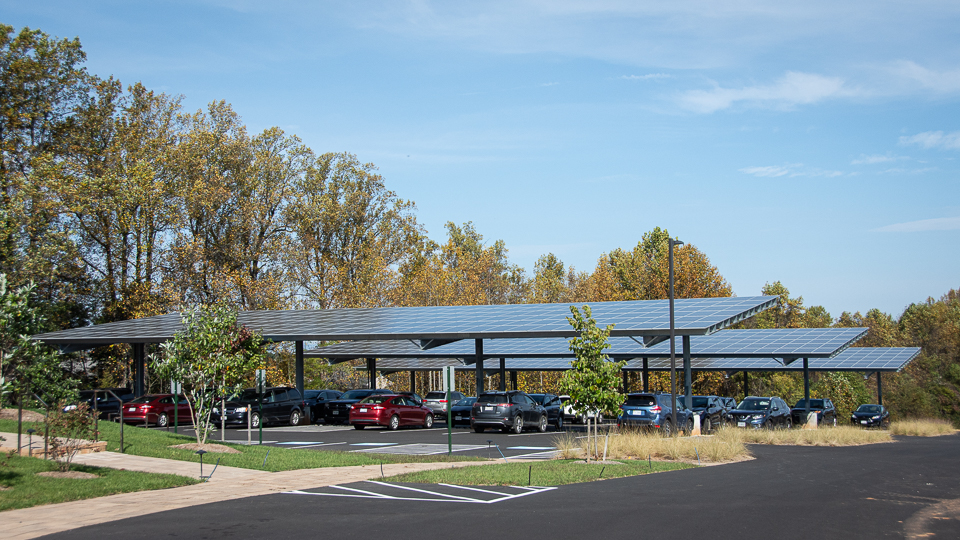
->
40;434;960;539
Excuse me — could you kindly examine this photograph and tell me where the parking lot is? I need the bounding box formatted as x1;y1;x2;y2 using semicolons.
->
163;419;577;460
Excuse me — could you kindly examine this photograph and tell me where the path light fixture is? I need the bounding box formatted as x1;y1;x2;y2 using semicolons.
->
27;428;35;457
668;238;684;434
196;449;208;480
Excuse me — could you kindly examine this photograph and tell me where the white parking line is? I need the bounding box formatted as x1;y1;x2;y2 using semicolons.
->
284;481;557;504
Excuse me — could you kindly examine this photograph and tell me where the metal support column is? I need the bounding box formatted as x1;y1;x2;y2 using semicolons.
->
510;371;518;391
642;357;649;392
499;358;506;391
474;339;484;397
682;335;692;410
133;343;145;397
295;341;304;398
743;371;750;400
877;373;883;406
410;370;416;393
803;358;810;420
622;370;629;393
367;358;376;389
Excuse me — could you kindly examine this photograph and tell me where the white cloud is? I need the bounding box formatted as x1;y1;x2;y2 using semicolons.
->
620;74;672;81
873;216;960;232
886;61;960;93
739;163;844;178
540;82;560;87
679;71;855;113
739;165;791;177
851;154;908;165
899;131;960;150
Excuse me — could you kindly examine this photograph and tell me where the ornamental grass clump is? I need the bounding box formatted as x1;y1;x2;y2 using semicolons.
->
553;427;750;463
715;425;892;446
890;418;956;437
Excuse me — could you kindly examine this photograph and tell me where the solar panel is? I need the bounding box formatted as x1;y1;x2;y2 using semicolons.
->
32;296;777;348
305;327;869;360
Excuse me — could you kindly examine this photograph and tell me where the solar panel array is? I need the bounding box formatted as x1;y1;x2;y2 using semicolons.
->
305;327;869;360
33;296;778;346
359;347;920;373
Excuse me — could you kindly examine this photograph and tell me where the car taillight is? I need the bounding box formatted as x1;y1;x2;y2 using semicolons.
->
650;406;661;413
372;406;384;410
495;403;510;407
139;405;152;410
439;400;447;403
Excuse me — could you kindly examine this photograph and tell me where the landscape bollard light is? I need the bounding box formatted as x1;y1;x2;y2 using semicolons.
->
487;440;493;459
27;428;35;457
196;449;208;480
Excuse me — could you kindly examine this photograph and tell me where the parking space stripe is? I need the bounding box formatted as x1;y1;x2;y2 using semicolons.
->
283;482;557;504
364;481;480;501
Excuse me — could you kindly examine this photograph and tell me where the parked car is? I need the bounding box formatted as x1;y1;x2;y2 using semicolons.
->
325;389;394;424
397;391;425;406
851;404;890;428
617;392;695;435
471;391;548;433
121;393;190;427
303;389;342;424
688;395;726;432
64;388;135;420
449;397;477;427
791;398;837;427
559;394;602;424
423;390;466;419
529;393;564;430
349;394;434;430
211;386;307;428
729;396;792;429
720;397;738;416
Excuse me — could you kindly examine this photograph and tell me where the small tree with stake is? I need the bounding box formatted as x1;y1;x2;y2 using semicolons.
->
558;305;625;461
152;304;265;446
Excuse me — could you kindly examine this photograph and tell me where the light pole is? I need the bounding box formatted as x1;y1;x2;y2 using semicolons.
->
668;237;683;434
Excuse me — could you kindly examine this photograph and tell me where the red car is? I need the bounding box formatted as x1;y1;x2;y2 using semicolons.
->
349;394;435;430
122;394;191;427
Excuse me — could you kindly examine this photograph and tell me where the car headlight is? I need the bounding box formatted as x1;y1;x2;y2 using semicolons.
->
63;405;77;411
751;414;764;420
871;415;880;420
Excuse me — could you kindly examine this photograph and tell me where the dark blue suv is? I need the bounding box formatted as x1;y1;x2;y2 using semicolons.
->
617;393;695;435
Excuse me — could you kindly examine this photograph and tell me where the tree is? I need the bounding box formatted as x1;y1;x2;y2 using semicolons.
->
152;304;265;446
530;253;569;304
558;305;625;459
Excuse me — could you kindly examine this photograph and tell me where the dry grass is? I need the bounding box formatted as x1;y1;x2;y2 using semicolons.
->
552;428;751;463
715;425;891;446
890;418;956;437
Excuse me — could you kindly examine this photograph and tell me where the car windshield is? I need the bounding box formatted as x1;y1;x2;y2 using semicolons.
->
341;390;376;400
127;395;156;404
691;397;709;408
738;399;771;410
455;397;477;407
856;405;881;413
529;395;547;404
359;396;391;404
303;390;322;399
425;392;446;399
477;394;509;404
624;396;655;407
238;389;262;401
794;399;824;408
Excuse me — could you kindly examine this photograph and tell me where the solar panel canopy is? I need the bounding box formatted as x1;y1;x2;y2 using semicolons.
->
32;296;777;349
306;327;869;361
360;347;920;373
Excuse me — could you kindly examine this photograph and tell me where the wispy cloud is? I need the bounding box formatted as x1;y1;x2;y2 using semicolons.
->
540;82;560;87
886;61;960;93
679;71;856;113
739;163;844;178
873;216;960;232
620;74;672;81
851;154;908;165
899;131;960;150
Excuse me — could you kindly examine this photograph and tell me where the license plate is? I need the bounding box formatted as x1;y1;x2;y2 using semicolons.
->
860;420;867;424
737;421;746;427
332;410;339;415
359;408;367;412
128;407;136;412
483;406;494;412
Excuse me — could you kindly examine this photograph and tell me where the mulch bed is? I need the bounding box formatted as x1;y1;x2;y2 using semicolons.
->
169;442;240;454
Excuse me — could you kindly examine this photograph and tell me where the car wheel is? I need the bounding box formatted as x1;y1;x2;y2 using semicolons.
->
785;418;793;430
251;412;261;429
556;414;563;431
703;417;711;433
763;420;773;430
289;410;302;426
579;414;587;424
661;420;673;436
685;418;694;434
157;413;169;428
424;414;434;429
512;415;524;434
389;414;400;431
354;424;365;430
538;415;548;433
474;426;485;433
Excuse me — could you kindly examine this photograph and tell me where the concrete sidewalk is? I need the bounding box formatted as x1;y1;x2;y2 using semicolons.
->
0;442;497;540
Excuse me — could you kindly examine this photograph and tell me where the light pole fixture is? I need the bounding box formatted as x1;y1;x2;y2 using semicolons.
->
668;237;684;434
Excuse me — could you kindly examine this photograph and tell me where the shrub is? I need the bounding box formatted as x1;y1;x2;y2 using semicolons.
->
46;402;97;471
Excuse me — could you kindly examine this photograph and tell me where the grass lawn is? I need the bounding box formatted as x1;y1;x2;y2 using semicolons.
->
0;419;478;472
383;459;695;486
0;453;199;512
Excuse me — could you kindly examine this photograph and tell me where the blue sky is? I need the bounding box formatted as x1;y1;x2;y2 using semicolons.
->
4;1;959;318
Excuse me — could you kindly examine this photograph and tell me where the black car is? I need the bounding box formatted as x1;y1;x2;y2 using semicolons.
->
325;389;394;424
688;395;726;432
851;404;890;428
65;388;135;420
423;391;466;419
303;389;342;424
471;391;548;433
791;398;837;427
449;397;477;426
729;396;793;429
617;392;695;435
211;386;307;428
529;393;564;430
